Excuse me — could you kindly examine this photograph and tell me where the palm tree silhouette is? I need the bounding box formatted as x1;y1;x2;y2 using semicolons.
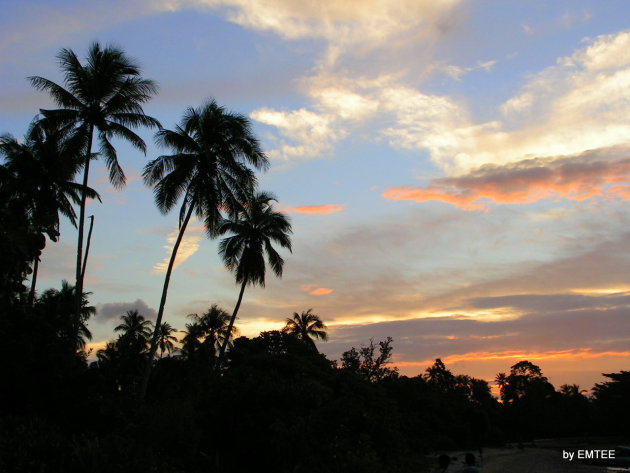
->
114;309;153;356
35;280;95;351
141;100;268;396
29;42;159;324
187;304;235;362
216;191;292;368
283;308;328;351
0;121;100;303
156;322;178;358
181;321;204;360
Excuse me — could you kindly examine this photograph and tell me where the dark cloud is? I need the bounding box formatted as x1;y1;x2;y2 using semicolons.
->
320;305;630;368
469;292;630;312
97;299;157;322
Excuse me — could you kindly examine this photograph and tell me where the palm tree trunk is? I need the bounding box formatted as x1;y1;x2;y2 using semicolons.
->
74;125;94;344
81;215;94;281
216;279;247;371
28;256;40;305
140;204;195;400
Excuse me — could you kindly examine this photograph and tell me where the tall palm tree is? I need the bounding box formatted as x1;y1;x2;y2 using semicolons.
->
216;191;292;368
283;308;328;351
141;100;268;396
29;42;160;323
156;322;178;358
0;121;100;303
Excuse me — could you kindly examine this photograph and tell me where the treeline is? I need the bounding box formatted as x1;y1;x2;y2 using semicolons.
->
1;292;628;472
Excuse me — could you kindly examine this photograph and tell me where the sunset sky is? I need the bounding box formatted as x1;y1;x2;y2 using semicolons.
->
2;0;630;392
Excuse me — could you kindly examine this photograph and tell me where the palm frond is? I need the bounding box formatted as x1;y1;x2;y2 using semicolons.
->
98;131;125;188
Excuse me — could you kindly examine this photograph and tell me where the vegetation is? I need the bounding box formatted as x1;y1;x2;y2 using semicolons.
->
29;42;160;330
1;42;627;472
141;100;268;394
216;191;292;367
283;308;328;352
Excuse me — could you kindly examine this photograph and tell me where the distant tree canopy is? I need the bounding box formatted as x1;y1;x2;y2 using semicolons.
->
341;336;399;382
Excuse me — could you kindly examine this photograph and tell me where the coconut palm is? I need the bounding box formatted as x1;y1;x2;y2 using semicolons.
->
189;304;235;359
216;191;292;368
156;322;178;358
114;310;153;356
182;306;236;363
0;121;100;303
283;308;328;351
29;42;160;323
180;321;204;360
141;100;268;396
35;280;95;351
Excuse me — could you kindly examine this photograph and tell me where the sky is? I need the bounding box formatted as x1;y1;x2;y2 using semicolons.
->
2;0;630;393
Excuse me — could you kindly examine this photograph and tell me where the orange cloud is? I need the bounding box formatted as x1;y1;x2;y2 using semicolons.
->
284;204;344;215
383;155;630;210
301;284;335;296
310;287;335;295
396;347;630;368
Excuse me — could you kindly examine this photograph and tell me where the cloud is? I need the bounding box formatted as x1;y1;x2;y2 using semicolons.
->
252;107;344;161
205;0;462;56
319;300;630;387
398;348;630;369
442;59;497;80
468;292;630;313
382;149;630;210
254;30;630;173
300;285;335;296
97;298;158;322
382;28;630;173
152;222;203;273
283;204;344;215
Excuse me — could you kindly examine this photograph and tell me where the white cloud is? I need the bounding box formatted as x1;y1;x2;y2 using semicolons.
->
152;222;203;273
206;0;462;48
251;107;344;161
252;30;630;174
442;59;497;80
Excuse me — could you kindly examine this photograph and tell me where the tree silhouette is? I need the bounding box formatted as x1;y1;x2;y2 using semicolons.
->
498;360;554;404
0;121;100;303
181;320;204;360
29;42;159;326
35;280;94;351
425;358;456;392
341;337;398;382
156;322;178;358
216;192;292;368
282;308;327;351
114;309;153;357
141;100;268;396
183;305;235;363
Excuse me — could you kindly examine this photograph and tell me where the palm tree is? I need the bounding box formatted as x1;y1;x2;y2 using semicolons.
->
283;308;328;351
216;191;292;368
29;42;160;323
186;304;237;362
156;322;178;358
114;309;153;356
0;121;100;303
141;100;268;396
180;321;204;360
35;280;95;351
